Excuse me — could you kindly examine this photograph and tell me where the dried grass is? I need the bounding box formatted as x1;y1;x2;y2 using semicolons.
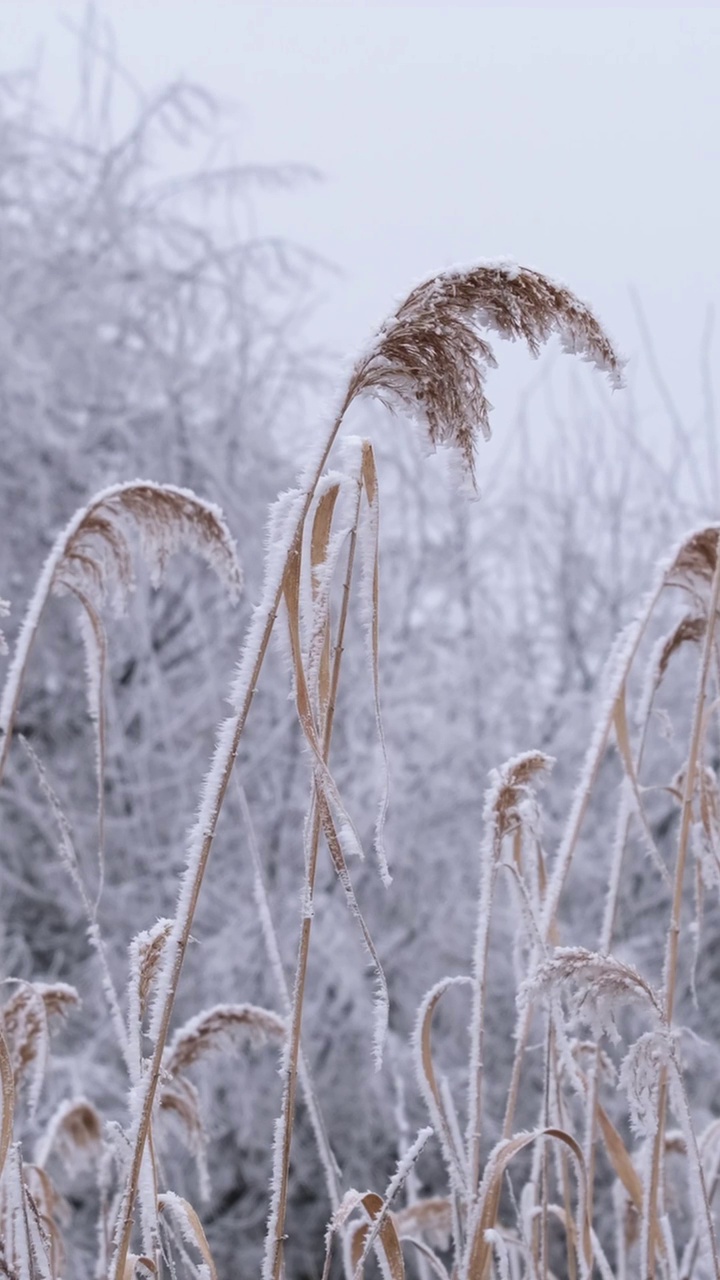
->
350;262;623;486
5;256;720;1280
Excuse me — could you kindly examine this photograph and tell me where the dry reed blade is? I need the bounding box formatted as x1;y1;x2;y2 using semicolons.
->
281;526;366;863
463;1127;592;1280
414;978;471;1197
323;1189;401;1280
309;482;341;719
596;1103;644;1216
350;1191;405;1280
358;442;391;883
352;1127;433;1280
0;1027;14;1181
122;1258;156;1278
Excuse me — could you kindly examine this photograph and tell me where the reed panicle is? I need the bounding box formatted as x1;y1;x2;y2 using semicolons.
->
351;262;623;485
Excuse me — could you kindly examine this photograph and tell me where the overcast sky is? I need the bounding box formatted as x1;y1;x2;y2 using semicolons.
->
3;3;719;454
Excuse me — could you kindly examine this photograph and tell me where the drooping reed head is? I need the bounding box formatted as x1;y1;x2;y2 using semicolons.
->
350;261;624;486
667;527;720;591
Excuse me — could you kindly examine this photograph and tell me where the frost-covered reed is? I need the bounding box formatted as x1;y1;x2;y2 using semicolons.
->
5;259;719;1280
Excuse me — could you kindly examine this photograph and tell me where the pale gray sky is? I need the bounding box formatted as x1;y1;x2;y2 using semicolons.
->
2;3;719;441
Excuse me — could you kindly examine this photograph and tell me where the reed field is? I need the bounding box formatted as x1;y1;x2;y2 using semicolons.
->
2;57;720;1280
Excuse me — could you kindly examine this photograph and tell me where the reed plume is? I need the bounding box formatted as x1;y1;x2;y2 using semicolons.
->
350;262;623;485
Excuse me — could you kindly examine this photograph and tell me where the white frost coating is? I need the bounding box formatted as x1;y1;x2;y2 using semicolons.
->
440;1074;466;1188
136;1142;158;1261
296;381;356;493
619;1030;672;1138
157;1191;212;1279
666;1056;720;1275
0;512;67;739
262;1114;287;1280
75;607;107;897
522;947;663;1045
636;1121;658;1280
324;1188;368;1257
221;489;308;811
0;596;9;656
384;1125;434;1206
4;1144;54;1278
483;1228;512;1280
588;1226;620;1280
359;259;520;355
336;817;364;863
354;1127;435;1279
355;450;392;886
287;473;384;886
660;1216;681;1280
229;487;306;714
337;433;367;474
